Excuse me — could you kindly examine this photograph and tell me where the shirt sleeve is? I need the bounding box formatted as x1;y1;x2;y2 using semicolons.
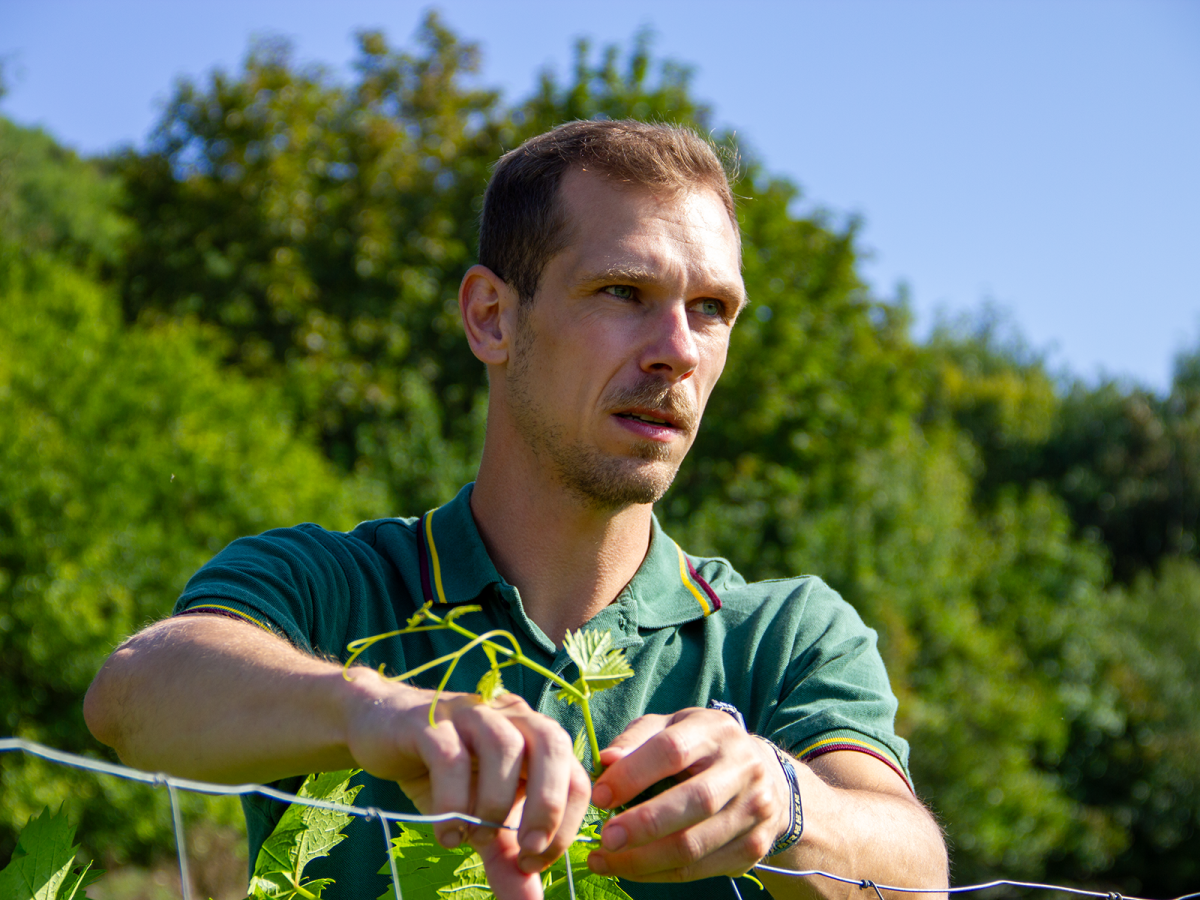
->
173;524;355;656
760;577;913;791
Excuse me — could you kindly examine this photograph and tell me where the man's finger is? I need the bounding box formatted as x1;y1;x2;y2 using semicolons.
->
476;825;551;900
507;708;592;871
412;706;475;848
594;709;742;809
598;712;672;764
589;803;771;882
451;701;528;842
598;758;748;853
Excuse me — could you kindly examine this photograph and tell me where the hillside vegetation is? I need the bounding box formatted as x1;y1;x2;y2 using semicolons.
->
1;14;1196;895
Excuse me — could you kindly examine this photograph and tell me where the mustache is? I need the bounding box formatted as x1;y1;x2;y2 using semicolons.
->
604;378;701;433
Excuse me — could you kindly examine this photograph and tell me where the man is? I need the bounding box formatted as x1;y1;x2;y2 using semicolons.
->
85;120;947;900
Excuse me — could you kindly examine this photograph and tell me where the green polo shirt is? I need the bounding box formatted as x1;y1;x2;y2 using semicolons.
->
175;483;909;900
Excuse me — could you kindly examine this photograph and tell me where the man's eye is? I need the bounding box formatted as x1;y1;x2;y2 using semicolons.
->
697;299;724;318
605;285;635;300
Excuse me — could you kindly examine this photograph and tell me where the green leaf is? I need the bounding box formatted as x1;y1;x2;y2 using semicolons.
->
248;770;362;899
379;818;631;900
542;822;634;900
0;806;88;900
377;822;485;900
476;666;508;703
557;630;633;704
544;873;634;900
572;728;588;765
58;860;102;900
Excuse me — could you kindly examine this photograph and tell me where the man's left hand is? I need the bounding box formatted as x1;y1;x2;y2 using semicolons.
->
586;708;786;882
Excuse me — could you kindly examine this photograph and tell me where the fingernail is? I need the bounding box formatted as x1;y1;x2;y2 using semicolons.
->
588;852;609;875
519;856;544;874
523;830;549;854
602;824;627;851
442;829;462;849
592;784;614;808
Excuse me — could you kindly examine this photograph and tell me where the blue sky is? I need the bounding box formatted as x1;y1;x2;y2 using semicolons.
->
3;0;1198;392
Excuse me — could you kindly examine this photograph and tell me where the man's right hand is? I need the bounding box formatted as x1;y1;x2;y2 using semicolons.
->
85;614;591;899
342;670;592;886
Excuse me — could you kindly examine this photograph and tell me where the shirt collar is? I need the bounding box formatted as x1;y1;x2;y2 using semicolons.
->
622;514;723;629
416;483;504;605
419;483;722;628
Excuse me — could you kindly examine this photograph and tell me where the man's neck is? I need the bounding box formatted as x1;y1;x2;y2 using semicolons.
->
470;454;653;647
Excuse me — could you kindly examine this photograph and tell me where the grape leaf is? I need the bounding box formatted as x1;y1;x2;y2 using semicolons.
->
248;769;362;899
58;860;101;900
0;805;101;900
476;666;507;703
542;821;634;900
377;821;485;900
378;817;633;900
476;644;509;703
557;630;633;704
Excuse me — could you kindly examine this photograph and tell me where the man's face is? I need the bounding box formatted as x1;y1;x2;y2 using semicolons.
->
504;168;745;509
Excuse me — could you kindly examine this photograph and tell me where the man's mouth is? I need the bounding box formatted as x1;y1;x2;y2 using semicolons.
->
604;379;700;435
617;411;676;427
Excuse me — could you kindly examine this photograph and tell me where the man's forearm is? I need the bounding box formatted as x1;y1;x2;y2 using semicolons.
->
759;752;948;900
84;615;377;783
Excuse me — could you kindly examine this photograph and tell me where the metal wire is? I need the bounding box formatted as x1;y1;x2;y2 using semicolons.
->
0;737;507;830
754;865;1198;900
4;738;1198;900
163;780;194;900
563;842;578;900
370;807;404;900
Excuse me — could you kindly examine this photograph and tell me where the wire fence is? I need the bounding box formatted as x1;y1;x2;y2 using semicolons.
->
2;737;1197;900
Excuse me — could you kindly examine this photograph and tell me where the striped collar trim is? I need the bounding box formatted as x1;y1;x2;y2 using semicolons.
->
676;544;722;617
415;483;723;626
417;505;449;605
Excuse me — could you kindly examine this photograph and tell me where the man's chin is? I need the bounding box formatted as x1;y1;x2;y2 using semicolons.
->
556;455;680;510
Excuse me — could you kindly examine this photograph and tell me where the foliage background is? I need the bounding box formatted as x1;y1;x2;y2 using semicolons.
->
1;14;1196;896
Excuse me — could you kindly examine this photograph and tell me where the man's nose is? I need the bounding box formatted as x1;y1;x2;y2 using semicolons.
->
641;301;700;381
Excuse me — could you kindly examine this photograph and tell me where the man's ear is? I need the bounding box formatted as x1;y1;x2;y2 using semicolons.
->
460;264;519;365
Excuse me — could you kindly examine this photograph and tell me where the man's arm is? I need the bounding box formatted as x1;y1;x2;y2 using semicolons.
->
585;709;948;900
84;614;592;897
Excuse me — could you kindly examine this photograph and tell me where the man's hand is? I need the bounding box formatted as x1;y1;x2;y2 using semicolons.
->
342;675;592;893
586;708;786;882
85;615;593;900
586;707;948;900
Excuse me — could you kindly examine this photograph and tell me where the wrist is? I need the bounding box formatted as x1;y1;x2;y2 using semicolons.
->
756;736;804;857
705;700;805;858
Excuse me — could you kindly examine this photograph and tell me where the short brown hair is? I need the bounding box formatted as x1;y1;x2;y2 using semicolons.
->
478;119;739;303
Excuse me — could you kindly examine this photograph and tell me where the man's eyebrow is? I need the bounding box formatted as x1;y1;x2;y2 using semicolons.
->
577;264;659;286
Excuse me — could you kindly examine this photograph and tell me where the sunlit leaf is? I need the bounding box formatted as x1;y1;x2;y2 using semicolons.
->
0;806;98;900
248;770;362;899
557;630;633;704
377;822;484;900
476;666;507;703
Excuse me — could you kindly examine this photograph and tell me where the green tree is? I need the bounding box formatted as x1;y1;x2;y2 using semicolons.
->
6;14;1197;894
0;238;375;865
1073;558;1200;893
117;17;502;511
0;117;130;269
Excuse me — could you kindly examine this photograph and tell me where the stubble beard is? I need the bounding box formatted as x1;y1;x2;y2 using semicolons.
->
506;315;700;511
